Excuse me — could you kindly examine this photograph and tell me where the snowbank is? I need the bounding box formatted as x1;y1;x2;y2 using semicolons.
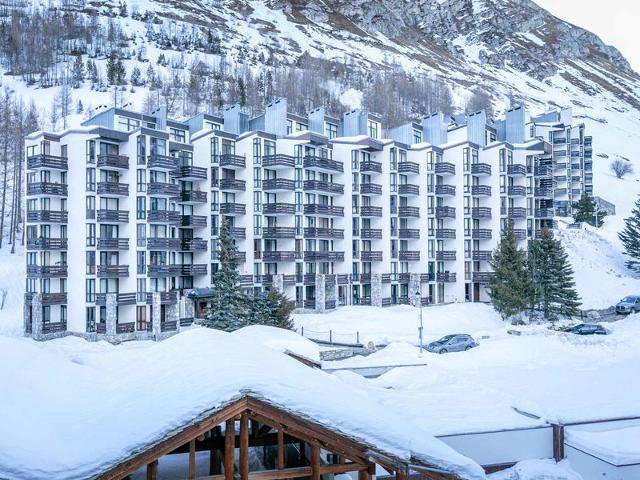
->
0;330;484;480
231;324;320;362
565;426;640;466
488;459;583;480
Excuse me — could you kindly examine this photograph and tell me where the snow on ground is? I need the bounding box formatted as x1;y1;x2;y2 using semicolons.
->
0;329;484;480
0;245;25;337
488;459;583;480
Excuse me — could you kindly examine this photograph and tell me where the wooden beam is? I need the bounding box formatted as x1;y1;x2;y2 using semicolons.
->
210;427;222;475
395;469;407;480
188;439;196;480
224;419;235;480
240;413;249;480
146;460;158;480
199;462;367;480
277;429;285;470
311;445;320;480
358;469;371;480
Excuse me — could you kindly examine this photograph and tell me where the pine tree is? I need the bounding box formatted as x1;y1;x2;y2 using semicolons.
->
487;223;531;320
265;288;295;329
202;218;248;331
572;193;606;227
71;55;84;88
619;197;640;273
130;66;143;86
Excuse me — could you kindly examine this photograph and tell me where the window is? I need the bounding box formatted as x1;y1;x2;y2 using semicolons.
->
463;148;470;171
86;168;96;192
367;120;379;139
136;306;147;331
86;279;95;303
211;137;219;163
137;135;146;165
86;223;96;247
390;148;397;170
413;129;422;144
499;149;506;172
286;120;293;135
325;123;338;139
137;251;146;274
137;169;146;192
253;139;261;165
86;140;96;164
136;196;146;220
205;121;221;131
86;251;96;274
86;196;95;219
118;116;140;131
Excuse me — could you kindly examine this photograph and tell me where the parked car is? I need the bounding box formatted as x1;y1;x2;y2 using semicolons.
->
615;296;640;314
566;324;608;335
427;334;478;354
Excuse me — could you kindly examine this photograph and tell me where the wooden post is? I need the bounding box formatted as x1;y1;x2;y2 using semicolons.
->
146;460;158;480
299;441;305;465
189;439;196;480
240;413;249;480
396;468;407;480
311;445;320;480
277;429;285;470
358;469;371;480
210;426;222;475
552;424;565;461
225;419;235;480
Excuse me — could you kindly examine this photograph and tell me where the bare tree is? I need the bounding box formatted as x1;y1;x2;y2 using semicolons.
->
610;159;633;179
0;288;7;310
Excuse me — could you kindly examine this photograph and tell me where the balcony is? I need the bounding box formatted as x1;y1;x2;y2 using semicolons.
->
219;203;246;215
472;250;492;261
97;265;129;278
360;183;382;195
27;265;67;278
97;154;129;170
179;215;207;228
359;228;382;239
508;185;527;197
173;190;207;204
534;166;553;177
398;184;419;196
360;206;383;217
304;204;344;217
262;227;296;239
360;160;382;173
435;162;455;175
435;229;456;239
472;272;493;284
399;251;420;262
513;229;527;240
27;182;67;196
27;210;68;223
180;264;207;276
262;251;297;262
219;178;246;191
436;272;456;283
27;154;68;170
171;165;207;180
147;265;181;277
228;227;246;239
471;163;491;175
233;251;247;263
398;161;419;174
262;154;294;169
25;292;67;305
263;178;296;191
97;209;129;223
535;208;555;218
147;210;181;223
42;321;67;334
360;251;383;262
97;238;129;250
264;203;296;215
507;164;526;176
147;182;180;196
147;237;181;250
435;185;455;196
26;238;67;250
180;238;208;251
472;229;492;240
398;206;420;218
219;154;246;169
398;228;420;239
145;291;178;305
98;182;129;196
304;228;344;239
471;207;492;219
148;154;177;170
436;251;456;261
435;206;456;219
95;292;137;306
303;180;343;195
535;187;553;198
303;156;344;173
507;207;527;218
304;251;345;262
471;185;491;196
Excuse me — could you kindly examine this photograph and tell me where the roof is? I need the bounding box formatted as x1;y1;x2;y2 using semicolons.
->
0;330;485;480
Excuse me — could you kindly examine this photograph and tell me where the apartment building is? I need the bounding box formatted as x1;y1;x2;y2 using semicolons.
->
23;100;594;341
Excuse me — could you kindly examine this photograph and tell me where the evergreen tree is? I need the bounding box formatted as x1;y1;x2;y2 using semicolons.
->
487;223;531;320
265;288;294;329
130;66;143;86
529;228;581;321
202;218;248;331
238;77;246;107
619;197;640;273
572;193;606;227
71;55;84;88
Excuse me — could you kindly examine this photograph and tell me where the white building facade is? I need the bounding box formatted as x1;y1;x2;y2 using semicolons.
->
23;100;594;340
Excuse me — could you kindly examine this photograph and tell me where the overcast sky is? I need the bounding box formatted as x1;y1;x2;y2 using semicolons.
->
534;0;640;72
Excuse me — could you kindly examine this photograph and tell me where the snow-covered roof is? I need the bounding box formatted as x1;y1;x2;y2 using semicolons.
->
0;330;484;480
231;325;321;362
565;425;640;466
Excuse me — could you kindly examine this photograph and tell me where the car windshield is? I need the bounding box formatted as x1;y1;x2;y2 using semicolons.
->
622;296;636;302
437;335;456;342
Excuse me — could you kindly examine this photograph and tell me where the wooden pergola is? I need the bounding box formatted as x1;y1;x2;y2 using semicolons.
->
97;395;458;480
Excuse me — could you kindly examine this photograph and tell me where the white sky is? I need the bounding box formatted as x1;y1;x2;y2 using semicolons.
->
533;0;640;73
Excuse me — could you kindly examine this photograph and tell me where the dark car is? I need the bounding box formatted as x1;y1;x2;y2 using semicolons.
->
427;334;478;354
567;324;608;335
615;296;640;314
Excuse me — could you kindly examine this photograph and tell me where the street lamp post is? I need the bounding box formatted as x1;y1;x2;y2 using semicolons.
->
416;290;424;354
